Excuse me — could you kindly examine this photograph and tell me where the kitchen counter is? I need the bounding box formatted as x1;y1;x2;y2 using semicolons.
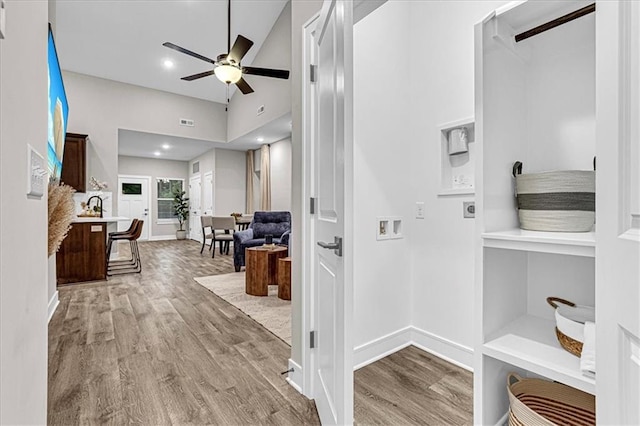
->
72;216;129;223
57;217;130;285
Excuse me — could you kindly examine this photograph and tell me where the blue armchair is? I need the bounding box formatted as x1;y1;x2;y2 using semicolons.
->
233;211;291;272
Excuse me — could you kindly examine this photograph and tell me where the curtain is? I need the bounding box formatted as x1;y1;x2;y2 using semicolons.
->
260;144;271;211
246;150;254;214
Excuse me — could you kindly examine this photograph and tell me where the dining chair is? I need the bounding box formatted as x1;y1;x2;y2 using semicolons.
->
200;215;214;254
211;216;235;258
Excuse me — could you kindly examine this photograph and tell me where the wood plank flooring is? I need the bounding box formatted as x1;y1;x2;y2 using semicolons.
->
49;240;472;425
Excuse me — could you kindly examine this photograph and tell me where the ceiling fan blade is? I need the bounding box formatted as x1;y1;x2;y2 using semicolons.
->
243;66;290;80
235;77;254;95
228;35;254;64
163;42;216;65
181;70;216;81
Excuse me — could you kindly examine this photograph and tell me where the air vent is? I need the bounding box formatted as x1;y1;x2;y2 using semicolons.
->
180;118;195;127
257;105;265;116
192;162;200;174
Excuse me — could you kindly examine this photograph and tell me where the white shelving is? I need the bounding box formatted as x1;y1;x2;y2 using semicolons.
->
482;229;595;257
483;315;595;395
474;1;598;424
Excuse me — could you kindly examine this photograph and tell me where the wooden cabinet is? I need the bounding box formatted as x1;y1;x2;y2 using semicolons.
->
61;133;87;192
56;222;106;284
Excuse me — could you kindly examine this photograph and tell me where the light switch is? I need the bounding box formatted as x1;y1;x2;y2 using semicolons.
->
27;144;45;198
415;202;425;219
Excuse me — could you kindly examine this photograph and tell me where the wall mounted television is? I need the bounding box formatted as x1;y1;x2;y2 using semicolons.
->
47;23;69;183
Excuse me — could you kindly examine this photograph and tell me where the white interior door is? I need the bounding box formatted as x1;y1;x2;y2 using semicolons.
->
189;175;202;241
117;176;150;241
312;1;354;424
203;171;214;215
596;2;640;424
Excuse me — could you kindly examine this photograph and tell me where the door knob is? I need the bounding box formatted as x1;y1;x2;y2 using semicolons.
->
317;236;342;257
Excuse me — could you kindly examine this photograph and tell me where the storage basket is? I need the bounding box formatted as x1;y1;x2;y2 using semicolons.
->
547;297;595;357
507;373;595;426
512;161;595;232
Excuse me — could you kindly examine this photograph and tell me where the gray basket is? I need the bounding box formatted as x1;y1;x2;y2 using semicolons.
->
513;161;595;232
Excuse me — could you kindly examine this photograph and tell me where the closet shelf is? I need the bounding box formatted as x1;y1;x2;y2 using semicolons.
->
483;315;595;395
482;229;595;257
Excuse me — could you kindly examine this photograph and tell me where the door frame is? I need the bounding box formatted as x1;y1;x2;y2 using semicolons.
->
300;3;357;414
299;11;321;399
298;0;385;402
117;174;151;241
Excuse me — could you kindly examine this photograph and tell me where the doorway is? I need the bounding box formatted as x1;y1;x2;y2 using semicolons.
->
189;175;202;241
117;175;150;241
203;171;214;216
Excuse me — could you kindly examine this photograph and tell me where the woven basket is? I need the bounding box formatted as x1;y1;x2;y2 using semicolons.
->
513;161;595;232
547;297;595;357
507;373;595;426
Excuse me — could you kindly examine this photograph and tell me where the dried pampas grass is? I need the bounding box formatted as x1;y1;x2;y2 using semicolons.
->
48;183;76;256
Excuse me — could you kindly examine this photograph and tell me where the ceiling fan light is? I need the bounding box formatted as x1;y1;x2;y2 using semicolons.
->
214;64;242;84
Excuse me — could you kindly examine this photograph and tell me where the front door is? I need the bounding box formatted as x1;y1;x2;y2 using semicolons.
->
312;1;354;424
117;176;150;241
189;175;202;241
596;2;640;423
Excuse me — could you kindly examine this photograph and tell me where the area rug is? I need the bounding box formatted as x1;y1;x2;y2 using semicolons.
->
193;272;291;345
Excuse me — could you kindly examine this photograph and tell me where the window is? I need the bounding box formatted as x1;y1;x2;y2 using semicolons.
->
157;178;184;221
121;182;142;195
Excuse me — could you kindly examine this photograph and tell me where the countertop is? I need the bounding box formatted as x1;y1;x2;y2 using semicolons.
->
72;216;130;223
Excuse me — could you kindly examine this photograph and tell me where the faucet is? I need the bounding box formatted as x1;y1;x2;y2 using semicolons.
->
87;195;103;218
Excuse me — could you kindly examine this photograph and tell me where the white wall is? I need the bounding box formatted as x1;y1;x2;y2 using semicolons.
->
188;148;247;217
270;138;292;212
214;149;246;215
118;156;189;237
227;2;292;142
63;71;227;204
0;1;49;423
353;1;413;354
407;1;507;360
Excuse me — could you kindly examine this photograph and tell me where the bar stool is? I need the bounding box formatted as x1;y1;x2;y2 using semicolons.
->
107;220;144;275
106;218;139;265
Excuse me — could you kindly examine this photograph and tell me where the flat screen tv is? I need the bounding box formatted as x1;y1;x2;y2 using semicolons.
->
47;24;69;183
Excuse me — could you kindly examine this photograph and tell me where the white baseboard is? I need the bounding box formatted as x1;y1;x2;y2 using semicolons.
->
411;326;474;371
354;327;413;370
286;358;304;394
352;326;474;373
47;291;59;323
148;235;177;241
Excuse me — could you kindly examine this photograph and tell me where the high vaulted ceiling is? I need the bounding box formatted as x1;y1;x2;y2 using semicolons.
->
55;0;289;105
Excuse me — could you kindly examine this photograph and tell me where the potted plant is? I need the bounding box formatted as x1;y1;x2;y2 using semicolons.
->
173;190;189;240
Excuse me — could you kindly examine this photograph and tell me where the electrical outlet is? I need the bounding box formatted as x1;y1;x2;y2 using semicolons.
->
463;201;475;218
415;202;425;219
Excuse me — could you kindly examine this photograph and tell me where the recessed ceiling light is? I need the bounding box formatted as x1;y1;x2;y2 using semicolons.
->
154;151;161;156
162;144;170;150
256;137;264;142
163;59;174;69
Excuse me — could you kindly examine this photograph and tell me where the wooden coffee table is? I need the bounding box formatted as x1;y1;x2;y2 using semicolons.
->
245;246;288;296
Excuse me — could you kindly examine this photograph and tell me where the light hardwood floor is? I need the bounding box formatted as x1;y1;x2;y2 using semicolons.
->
48;240;472;425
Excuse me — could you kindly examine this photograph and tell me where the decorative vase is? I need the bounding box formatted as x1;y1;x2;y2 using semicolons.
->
176;230;187;240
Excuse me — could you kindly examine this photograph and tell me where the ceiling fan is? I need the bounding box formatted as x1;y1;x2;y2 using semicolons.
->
162;0;290;95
